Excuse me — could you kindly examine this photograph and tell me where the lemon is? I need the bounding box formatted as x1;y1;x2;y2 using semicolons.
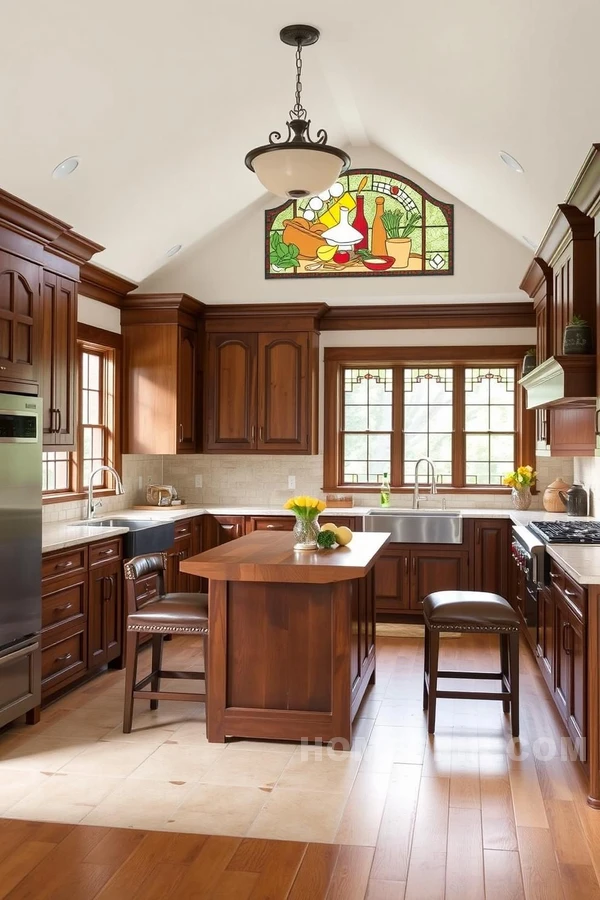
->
317;245;336;261
320;522;339;536
336;526;353;545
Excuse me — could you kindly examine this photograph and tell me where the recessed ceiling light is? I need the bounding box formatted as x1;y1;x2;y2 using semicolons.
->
166;244;182;257
522;236;537;250
499;151;524;173
52;156;80;179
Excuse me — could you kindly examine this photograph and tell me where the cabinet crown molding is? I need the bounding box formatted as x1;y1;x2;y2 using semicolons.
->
124;293;204;316
80;263;138;308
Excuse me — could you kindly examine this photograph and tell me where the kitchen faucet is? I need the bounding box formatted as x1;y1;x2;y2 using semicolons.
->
413;457;437;509
87;465;125;519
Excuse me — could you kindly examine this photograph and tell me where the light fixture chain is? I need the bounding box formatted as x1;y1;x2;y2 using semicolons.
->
293;40;305;119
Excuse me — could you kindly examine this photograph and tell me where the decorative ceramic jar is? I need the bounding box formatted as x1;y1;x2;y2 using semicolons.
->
543;478;570;512
511;487;532;511
293;515;320;551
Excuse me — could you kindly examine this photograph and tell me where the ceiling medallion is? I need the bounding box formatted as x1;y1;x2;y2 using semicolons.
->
245;24;350;199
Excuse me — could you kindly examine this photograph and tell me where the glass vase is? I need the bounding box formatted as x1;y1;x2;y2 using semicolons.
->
511;487;532;511
293;515;320;550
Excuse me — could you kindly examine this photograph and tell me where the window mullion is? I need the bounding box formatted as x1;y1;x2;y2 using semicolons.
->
453;367;465;487
391;367;403;487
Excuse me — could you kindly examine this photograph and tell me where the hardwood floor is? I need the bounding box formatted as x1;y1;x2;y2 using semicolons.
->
2;633;600;897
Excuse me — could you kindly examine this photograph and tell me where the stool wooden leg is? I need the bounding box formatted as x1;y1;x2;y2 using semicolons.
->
123;631;139;734
509;632;520;737
500;634;510;714
150;635;163;711
423;624;430;710
427;629;440;734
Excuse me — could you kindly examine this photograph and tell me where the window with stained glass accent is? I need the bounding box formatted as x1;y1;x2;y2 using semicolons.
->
80;349;107;489
403;368;453;484
343;368;393;484
464;367;516;485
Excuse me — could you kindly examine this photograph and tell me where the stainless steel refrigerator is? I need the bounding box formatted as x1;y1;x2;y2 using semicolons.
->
0;392;42;727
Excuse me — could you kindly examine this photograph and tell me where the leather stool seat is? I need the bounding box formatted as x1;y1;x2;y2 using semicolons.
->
423;591;520;632
422;589;520;737
127;594;208;634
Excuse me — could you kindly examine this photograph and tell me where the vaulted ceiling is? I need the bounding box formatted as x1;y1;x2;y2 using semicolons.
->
1;0;598;282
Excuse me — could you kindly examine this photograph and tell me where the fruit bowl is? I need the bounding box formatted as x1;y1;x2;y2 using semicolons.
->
362;255;395;271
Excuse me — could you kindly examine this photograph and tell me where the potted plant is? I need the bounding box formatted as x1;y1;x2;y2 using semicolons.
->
563;314;593;355
522;347;536;376
382;209;421;269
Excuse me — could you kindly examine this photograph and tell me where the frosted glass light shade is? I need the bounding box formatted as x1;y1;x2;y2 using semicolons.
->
249;147;348;199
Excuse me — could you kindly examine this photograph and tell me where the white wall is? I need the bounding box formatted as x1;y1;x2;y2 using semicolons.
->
78;295;121;333
138;144;532;305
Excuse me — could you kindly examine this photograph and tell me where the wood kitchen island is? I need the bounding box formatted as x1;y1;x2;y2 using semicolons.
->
181;530;390;745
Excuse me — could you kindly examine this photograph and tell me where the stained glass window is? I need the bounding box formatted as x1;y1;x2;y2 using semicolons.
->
404;369;453;484
464;368;516;485
266;168;453;279
343;369;393;484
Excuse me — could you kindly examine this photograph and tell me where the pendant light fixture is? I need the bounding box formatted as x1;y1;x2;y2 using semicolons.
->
245;24;351;199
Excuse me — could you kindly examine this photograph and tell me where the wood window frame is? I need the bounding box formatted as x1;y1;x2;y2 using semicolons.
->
323;345;535;495
43;323;122;504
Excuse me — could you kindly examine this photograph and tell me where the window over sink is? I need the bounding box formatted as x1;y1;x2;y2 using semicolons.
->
325;348;531;493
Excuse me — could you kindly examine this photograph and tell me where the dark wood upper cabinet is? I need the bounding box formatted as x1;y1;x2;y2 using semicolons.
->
0;251;41;390
257;332;309;452
205;333;257;451
203;304;322;455
41;272;77;448
121;294;203;455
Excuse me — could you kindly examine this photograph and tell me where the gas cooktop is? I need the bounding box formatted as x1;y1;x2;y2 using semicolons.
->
529;521;600;544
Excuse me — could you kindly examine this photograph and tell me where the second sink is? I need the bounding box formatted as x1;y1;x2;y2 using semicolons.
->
76;518;176;557
364;511;462;544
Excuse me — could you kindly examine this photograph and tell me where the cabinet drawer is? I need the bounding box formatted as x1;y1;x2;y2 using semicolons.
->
173;520;192;539
42;577;86;631
41;629;86;690
42;546;88;583
550;561;586;619
89;538;123;568
248;516;294;533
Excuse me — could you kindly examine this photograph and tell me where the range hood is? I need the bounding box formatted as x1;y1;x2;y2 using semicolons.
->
519;355;596;408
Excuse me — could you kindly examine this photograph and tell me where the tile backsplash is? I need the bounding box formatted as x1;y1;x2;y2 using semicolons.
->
42;452;576;521
573;456;600;516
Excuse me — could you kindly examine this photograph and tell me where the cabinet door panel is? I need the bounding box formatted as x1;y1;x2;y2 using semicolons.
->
410;549;469;610
257;332;308;451
473;519;509;597
374;551;410;612
554;594;570;724
41;273;77;448
104;564;122;664
177;326;197;451
537;586;555;691
0;252;41;386
205;334;257;451
568;612;586;750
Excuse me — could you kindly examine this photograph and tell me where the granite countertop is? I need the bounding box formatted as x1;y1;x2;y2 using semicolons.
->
42;505;600;585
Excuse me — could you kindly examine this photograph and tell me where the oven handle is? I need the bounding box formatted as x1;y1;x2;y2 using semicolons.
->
0;641;39;665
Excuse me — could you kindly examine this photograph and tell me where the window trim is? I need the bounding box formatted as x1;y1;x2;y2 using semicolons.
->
42;323;122;503
323;345;535;494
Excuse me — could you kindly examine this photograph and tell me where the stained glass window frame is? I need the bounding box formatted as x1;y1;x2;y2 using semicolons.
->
265;167;454;279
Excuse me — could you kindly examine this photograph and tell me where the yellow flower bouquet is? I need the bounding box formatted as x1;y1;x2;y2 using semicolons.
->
502;465;536;490
284;495;326;550
283;495;326;520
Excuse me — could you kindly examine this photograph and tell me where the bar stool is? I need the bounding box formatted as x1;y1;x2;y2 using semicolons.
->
122;553;209;733
423;590;520;736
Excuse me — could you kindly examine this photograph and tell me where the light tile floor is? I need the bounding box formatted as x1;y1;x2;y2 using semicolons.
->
0;632;574;845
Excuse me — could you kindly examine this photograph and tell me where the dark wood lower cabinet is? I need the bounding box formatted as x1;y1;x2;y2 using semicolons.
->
537;585;555;692
374;545;469;614
554;591;586;750
88;559;122;669
472;518;510;598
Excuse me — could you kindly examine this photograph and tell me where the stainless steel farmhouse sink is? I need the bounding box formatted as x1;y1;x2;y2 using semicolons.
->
363;510;462;544
72;518;175;556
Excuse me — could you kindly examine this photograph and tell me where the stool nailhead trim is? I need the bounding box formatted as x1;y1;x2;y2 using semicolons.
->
425;623;520;633
127;623;208;634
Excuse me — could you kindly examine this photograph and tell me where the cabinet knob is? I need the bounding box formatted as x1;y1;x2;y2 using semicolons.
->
0;366;6;371
54;603;73;612
55;560;73;570
99;548;114;556
179;423;184;443
56;653;73;662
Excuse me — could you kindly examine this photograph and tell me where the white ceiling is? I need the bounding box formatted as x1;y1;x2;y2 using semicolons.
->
1;0;599;282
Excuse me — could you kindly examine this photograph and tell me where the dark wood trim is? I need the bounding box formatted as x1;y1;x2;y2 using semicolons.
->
204;302;328;333
122;293;204;314
324;345;531;364
520;257;552;300
77;323;122;350
320;302;535;331
80;263;137;308
0;188;103;265
42;488;118;506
